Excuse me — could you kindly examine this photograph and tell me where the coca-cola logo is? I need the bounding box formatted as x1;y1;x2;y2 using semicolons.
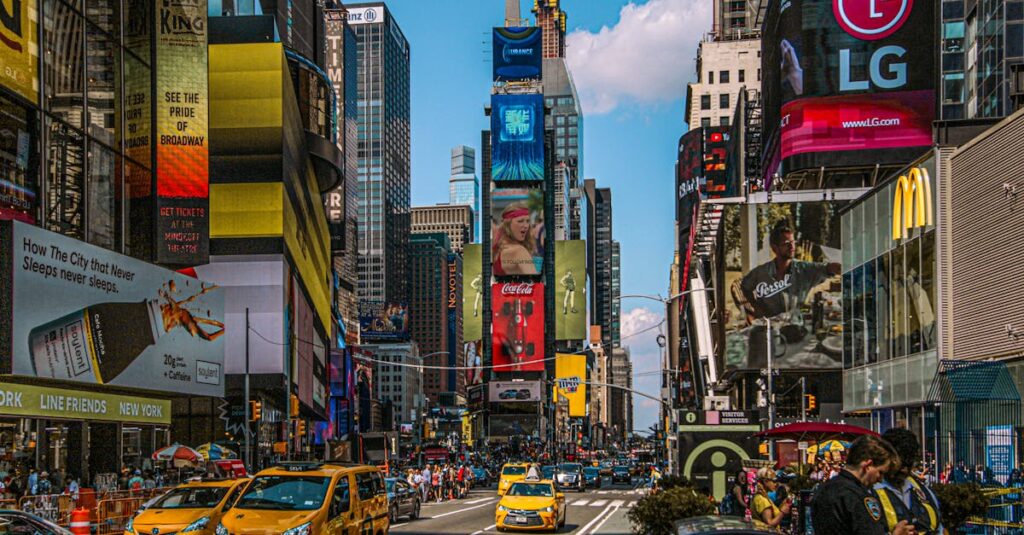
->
500;282;535;296
754;274;792;299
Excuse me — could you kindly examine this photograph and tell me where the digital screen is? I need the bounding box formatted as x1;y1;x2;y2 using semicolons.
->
491;188;545;277
493;27;542;81
492;282;545;372
491;94;545;182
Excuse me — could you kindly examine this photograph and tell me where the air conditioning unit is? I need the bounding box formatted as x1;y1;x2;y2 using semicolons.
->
703;396;731;411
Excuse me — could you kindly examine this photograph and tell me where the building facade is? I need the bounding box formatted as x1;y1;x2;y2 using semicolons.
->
585;180;618;350
408;232;455;404
610;347;633;443
532;0;566;59
449;144;480;240
411;205;474;253
363;342;423;431
685;37;762;128
712;0;763;40
348;3;411;305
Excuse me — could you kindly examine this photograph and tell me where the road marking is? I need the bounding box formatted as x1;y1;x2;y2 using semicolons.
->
590;499;608;507
572;499;590;506
470;524;496;535
426;499;496;519
466;497;492;504
391;523;407;529
610;500;624;507
576;505;615;535
597;490;610;495
585;505;620;534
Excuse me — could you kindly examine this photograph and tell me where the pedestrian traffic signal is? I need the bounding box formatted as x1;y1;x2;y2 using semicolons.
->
804;394;817;411
250;400;262;421
297;420;306;436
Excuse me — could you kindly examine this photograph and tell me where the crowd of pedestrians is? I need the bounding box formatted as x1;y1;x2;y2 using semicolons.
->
401;463;481;503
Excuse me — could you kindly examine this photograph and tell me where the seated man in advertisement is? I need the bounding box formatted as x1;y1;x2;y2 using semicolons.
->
740;225;840;369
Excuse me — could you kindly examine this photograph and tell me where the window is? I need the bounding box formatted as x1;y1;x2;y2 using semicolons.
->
720;70;730;83
708;71;714;84
332;478;351;516
757;68;761;81
738;69;745;83
719;94;730;109
700;117;712;127
720;117;730;126
700;95;711;110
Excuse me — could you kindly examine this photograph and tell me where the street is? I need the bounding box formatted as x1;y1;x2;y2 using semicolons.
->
390;481;645;535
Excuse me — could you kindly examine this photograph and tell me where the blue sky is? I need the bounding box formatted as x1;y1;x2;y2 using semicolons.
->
380;0;710;433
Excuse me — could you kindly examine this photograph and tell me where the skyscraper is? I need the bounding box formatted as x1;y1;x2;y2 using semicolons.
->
585;180;616;349
448;145;480;240
408;233;464;405
348;3;412;305
532;0;566;59
411;205;474;253
711;0;763;40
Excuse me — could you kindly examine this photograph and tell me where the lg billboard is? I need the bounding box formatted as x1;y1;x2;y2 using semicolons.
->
762;0;935;175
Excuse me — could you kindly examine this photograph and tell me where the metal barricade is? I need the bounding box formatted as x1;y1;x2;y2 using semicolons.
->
17;494;74;525
95;497;146;534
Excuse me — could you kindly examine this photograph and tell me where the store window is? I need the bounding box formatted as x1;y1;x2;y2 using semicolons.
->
0;96;36;221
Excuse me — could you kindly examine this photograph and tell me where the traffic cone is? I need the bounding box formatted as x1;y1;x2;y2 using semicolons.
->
70;507;89;535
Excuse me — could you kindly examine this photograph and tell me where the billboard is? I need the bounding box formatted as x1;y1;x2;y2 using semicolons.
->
490;414;540;438
492;282;545;372
554;241;586;340
489;380;542;403
722;202;845;371
491;94;545;182
492;27;542;81
462;244;483;341
155;0;210;265
359;301;409;342
0;0;38;104
1;221;225;396
491;188;545;277
465;340;483;386
762;0;935;174
555;353;587;417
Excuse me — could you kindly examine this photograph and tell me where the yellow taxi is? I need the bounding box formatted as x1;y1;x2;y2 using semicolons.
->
214;462;389;535
495;479;566;532
497;462;536;496
124;478;248;535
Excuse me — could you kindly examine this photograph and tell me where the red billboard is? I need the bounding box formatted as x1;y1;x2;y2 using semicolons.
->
492;282;545;372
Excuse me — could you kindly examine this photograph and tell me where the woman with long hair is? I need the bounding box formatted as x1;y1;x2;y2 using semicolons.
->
752;467;791;530
492;203;538;276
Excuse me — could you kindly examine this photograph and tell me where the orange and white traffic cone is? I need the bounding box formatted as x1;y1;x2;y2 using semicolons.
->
70;507;89;535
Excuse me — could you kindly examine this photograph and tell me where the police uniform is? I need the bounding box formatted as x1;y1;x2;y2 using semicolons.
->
811;470;888;535
874;475;944;534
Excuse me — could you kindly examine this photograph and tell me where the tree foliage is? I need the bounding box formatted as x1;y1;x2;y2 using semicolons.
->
931;482;988;534
626;486;715;535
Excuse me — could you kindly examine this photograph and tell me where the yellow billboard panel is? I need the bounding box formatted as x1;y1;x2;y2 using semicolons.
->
0;0;38;103
555;353;587;417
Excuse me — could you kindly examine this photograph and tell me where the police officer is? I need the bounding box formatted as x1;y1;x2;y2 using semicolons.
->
875;428;945;534
812;435;916;535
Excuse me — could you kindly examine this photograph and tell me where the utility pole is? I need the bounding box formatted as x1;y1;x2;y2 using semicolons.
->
244;308;251;471
801;376;807;422
766;317;775;460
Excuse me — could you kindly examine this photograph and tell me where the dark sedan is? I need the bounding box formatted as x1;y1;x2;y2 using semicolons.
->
675;515;776;534
583;466;602;488
0;510;71;534
385;477;421;523
611;465;632;484
554;463;585;492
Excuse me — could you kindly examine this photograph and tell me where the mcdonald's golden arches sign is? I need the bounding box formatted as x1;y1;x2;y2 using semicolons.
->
892;167;933;241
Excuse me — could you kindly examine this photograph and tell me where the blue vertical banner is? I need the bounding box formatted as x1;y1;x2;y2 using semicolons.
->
987;425;1015;485
491;94;545;182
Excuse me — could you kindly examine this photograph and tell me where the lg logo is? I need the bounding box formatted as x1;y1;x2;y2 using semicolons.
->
833;0;912;41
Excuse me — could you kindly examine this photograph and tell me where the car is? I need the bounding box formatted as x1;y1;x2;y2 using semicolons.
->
540;465;556;480
674;515;777;534
611;465;632;484
599;461;614;476
498;463;534;496
582;467;602;488
472;466;492;487
495;480;566;532
215;462;389;535
125;477;249;535
385;477;421;523
499;389;520;400
0;509;72;534
516;389;532;400
554;463;585;493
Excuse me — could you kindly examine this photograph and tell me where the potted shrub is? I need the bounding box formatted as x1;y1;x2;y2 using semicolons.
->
627;486;715;535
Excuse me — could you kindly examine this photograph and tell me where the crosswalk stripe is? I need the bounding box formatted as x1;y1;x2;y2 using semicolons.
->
610;500;625;507
590;499;608;507
597;490;609;495
572;499;590;506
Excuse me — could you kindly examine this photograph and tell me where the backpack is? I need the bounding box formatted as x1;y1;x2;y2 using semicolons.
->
719;491;740;517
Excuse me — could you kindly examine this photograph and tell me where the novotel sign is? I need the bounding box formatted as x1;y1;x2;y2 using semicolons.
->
891;166;932;241
448;262;458;309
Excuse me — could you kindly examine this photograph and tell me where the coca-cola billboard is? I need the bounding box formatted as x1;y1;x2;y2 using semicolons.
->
722;201;845;371
492;282;545;372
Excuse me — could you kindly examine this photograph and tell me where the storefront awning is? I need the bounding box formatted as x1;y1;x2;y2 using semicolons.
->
0;381;170;425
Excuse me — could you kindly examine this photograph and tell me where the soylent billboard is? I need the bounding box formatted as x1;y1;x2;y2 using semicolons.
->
155;0;210;264
491;94;545;182
0;221;225;396
762;0;935;173
554;241;586;340
492;282;545;372
462;244;483;341
493;27;542;81
722;202;845;371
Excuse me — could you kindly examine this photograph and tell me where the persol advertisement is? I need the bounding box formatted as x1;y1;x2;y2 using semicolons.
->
155;0;210;264
492;27;542;81
491;188;545;277
491;93;545;182
722;202;844;371
0;221;225;396
492;282;545;372
762;0;935;173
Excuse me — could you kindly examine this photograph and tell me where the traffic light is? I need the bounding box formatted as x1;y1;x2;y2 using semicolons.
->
804;394;817;412
250;400;262;421
290;394;300;417
297;420;307;436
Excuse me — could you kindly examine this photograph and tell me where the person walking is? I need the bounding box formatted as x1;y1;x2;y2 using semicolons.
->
873;428;945;535
421;465;433;503
752;467;790;530
811;435;914;535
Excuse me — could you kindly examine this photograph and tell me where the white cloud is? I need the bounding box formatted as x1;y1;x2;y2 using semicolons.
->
621;306;663;339
566;0;711;114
